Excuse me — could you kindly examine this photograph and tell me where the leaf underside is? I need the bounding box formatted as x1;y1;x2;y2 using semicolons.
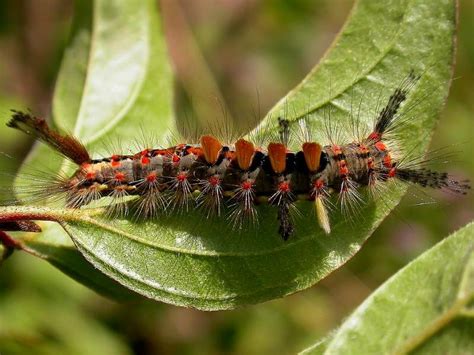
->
13;0;456;310
301;222;474;355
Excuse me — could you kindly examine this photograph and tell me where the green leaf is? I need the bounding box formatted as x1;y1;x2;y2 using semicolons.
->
10;0;456;309
0;253;131;355
301;222;474;354
20;222;141;301
12;0;173;301
53;0;173;144
0;243;8;265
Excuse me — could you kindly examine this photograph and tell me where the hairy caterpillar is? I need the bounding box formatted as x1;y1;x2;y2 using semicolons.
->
5;71;470;240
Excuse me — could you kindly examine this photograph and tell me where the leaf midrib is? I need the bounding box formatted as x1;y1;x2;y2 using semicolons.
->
72;237;310;303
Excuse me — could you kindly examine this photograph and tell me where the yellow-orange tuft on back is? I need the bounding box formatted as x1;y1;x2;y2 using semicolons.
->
267;143;287;174
302;142;322;172
235;139;255;171
200;135;223;165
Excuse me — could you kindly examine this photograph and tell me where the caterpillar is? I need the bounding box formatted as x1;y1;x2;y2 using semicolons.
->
6;71;470;240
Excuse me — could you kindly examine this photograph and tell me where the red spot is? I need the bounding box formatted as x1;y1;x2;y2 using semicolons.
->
389;167;397;178
241;181;253;190
332;145;342;155
339;160;349;176
359;144;369;154
367;157;374;169
278;181;290;193
314;179;324;190
368;132;381;141
172;154;180;163
86;171;95;180
146;172;157;182
375;141;387;152
111;155;121;168
209;176;220;186
115;172;125;182
140;149;151;165
383;154;392;168
177;172;187;182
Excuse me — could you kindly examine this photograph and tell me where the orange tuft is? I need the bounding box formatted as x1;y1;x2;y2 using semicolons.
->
375;141;387;152
389;167;397;177
200;135;222;165
368;132;381;141
383;154;392;168
267;143;287;174
235;139;255;171
302;142;322;172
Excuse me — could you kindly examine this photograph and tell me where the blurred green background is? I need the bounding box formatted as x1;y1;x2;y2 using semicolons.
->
0;1;472;354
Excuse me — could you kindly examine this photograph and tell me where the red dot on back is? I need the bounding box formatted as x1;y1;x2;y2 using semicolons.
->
241;181;252;190
278;181;290;192
177;172;187;182
209;176;220;186
375;141;387;151
146;172;157;182
115;172;125;182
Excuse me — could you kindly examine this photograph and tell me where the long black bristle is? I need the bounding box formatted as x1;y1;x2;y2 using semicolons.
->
395;168;471;194
374;71;420;137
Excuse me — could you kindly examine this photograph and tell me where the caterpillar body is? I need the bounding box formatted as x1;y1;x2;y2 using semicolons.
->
6;72;470;240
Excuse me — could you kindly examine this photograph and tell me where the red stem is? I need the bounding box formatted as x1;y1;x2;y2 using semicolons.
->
0;211;58;224
0;230;22;249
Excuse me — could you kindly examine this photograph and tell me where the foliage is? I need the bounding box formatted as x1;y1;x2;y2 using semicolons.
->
301;222;474;354
0;0;458;312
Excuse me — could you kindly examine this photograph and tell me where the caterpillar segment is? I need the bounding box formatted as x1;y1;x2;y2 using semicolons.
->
6;71;470;240
229;139;259;229
266;141;295;240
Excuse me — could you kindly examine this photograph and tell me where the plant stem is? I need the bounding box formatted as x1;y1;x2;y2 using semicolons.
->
0;206;61;224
